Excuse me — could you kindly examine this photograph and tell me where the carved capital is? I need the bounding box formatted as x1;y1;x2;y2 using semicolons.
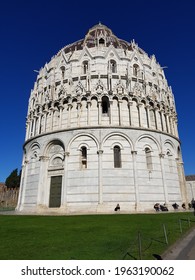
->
39;156;49;162
58;103;64;109
68;103;73;109
86;91;91;96
175;158;183;165
97;150;104;155
159;152;165;158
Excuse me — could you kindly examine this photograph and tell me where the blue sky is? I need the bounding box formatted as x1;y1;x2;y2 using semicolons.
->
0;0;195;182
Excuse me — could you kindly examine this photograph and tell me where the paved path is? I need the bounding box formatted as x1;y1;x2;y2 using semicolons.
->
162;227;195;260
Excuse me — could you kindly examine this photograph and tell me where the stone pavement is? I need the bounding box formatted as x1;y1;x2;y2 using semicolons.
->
162;227;195;260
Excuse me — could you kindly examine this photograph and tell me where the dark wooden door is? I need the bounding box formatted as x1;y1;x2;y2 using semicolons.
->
49;176;62;208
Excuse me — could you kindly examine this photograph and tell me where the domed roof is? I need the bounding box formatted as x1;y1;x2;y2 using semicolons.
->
63;23;144;54
83;22;121;48
28;22;177;145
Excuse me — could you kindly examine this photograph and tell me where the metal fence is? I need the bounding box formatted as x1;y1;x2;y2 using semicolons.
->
123;217;195;260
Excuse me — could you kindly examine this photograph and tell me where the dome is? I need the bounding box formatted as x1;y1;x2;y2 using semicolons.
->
84;22;127;49
62;23;144;54
17;24;187;214
28;23;176;137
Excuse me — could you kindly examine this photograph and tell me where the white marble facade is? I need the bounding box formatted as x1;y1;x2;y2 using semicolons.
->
16;23;187;213
186;176;195;203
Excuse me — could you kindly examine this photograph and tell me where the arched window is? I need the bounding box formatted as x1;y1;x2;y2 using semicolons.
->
114;145;121;168
102;96;109;116
81;146;87;169
177;146;182;160
83;61;88;74
110;60;117;73
167;151;173;172
133;64;139;76
99;38;105;46
60;66;65;80
145;147;153;171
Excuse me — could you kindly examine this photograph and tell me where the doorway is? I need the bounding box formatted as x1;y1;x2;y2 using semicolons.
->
49;176;62;207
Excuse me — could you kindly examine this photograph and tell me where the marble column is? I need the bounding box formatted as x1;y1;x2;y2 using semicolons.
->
145;105;151;128
87;100;91;126
77;101;81;127
118;99;122;126
165;113;170;133
32;118;36;137
159;110;164;131
109;100;113;125
97;149;103;204
16;160;29;211
131;150;140;211
154;107;158;130
98;101;102;125
59;105;63;129
25;120;30;140
61;152;70;209
137;103;143;127
67;103;72;128
128;101;133;126
37;156;49;208
159;152;168;204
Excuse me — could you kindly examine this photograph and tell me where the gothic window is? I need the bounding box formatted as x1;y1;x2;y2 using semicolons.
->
110;60;117;73
83;61;88;74
167;96;171;106
99;38;105;46
60;66;65;80
30;119;34;137
81;146;87;169
102;96;109;115
149;109;156;128
145;147;153;171
133;64;139;76
177;146;182;160
114;145;121;168
39;115;44;134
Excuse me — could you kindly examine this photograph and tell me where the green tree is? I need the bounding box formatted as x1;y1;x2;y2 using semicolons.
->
5;168;21;188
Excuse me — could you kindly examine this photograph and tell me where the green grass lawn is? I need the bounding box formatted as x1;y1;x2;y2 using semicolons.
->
0;212;194;260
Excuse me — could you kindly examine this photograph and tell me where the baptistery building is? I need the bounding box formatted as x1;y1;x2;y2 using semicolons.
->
17;23;187;213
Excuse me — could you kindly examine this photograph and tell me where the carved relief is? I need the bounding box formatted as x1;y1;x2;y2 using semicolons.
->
58;85;67;98
94;79;105;95
75;81;85;96
114;80;125;95
133;82;143;97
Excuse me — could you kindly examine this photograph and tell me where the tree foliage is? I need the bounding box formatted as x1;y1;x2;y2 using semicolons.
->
5;168;21;188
